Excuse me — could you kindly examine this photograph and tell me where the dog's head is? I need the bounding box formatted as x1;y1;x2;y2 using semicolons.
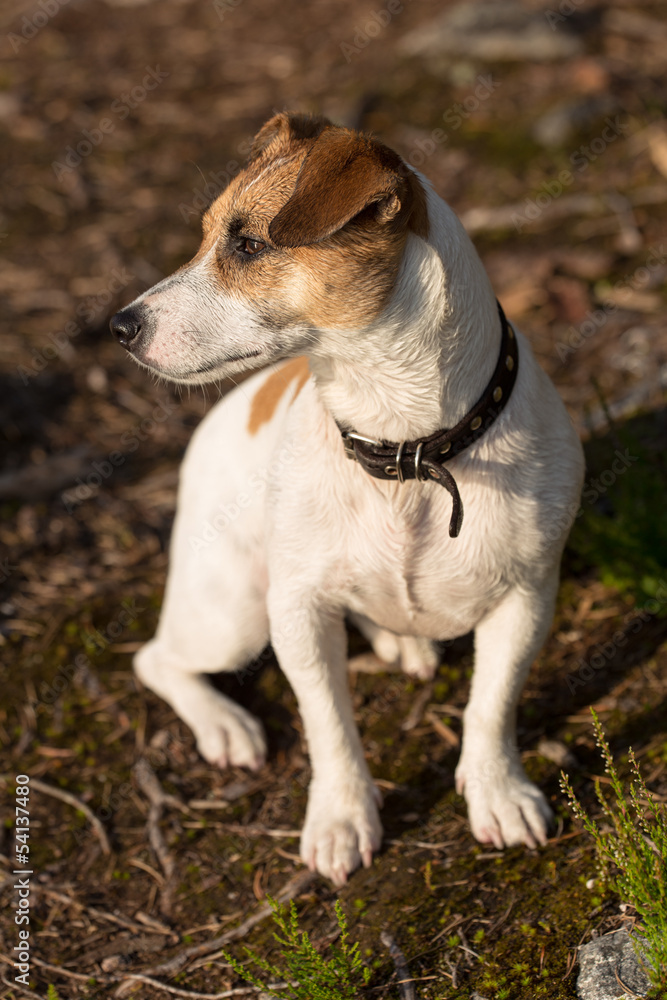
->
110;112;429;384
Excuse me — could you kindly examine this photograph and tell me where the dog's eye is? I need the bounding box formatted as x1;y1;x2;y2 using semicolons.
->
240;238;267;256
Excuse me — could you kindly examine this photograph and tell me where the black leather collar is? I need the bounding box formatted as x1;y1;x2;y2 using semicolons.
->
339;300;518;538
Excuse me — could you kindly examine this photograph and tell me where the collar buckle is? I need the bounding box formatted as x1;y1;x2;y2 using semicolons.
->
341;429;383;462
335;299;518;539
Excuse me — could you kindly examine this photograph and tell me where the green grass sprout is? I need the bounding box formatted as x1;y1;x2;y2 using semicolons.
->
222;897;371;1000
561;710;667;992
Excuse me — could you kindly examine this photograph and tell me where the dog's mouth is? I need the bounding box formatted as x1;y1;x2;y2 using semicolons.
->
190;349;263;375
131;347;266;385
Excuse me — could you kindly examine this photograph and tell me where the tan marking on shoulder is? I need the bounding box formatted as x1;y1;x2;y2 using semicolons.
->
247;357;310;435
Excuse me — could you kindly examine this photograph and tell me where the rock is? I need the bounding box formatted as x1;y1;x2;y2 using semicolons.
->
398;1;583;62
577;929;652;999
536;737;579;769
101;954;124;972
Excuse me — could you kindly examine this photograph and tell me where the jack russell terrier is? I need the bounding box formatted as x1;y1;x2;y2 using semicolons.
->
111;112;584;885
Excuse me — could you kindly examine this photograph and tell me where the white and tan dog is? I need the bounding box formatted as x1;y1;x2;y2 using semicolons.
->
111;112;584;885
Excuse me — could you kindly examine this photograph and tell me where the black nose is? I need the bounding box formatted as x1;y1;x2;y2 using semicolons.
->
110;307;142;349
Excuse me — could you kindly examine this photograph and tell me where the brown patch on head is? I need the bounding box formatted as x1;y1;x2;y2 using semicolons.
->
247;356;310;435
249;112;332;161
268;122;429;247
193;112;431;332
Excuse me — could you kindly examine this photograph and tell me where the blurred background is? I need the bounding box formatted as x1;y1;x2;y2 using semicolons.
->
1;0;666;622
1;1;667;997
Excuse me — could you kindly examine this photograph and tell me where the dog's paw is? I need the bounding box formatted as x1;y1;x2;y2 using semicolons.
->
366;628;402;665
398;636;439;681
366;629;439;681
455;758;553;850
193;696;267;772
300;780;383;885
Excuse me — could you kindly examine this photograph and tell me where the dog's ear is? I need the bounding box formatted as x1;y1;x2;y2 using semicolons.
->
268;128;428;247
249;112;333;160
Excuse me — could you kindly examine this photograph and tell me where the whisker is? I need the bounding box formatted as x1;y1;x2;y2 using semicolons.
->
189;160;209;189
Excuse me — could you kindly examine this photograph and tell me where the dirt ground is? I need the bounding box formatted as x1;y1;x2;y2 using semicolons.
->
1;0;667;997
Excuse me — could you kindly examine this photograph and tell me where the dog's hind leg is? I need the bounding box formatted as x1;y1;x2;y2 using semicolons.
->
134;541;271;772
135;635;268;772
455;569;560;850
350;613;439;680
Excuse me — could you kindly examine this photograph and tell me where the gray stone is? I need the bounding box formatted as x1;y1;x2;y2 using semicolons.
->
577;929;652;1000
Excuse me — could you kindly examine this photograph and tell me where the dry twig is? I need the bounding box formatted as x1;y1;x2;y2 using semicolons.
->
38;886;176;938
217;823;301;839
425;711;460;748
112;973;288;998
29;777;111;855
380;931;417;1000
133;756;190;814
401;684;434;732
114;869;316;996
133;756;189;914
614;964;643;997
1;974;49;1000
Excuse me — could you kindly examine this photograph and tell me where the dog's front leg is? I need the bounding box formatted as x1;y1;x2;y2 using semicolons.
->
455;571;560;850
268;590;382;885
